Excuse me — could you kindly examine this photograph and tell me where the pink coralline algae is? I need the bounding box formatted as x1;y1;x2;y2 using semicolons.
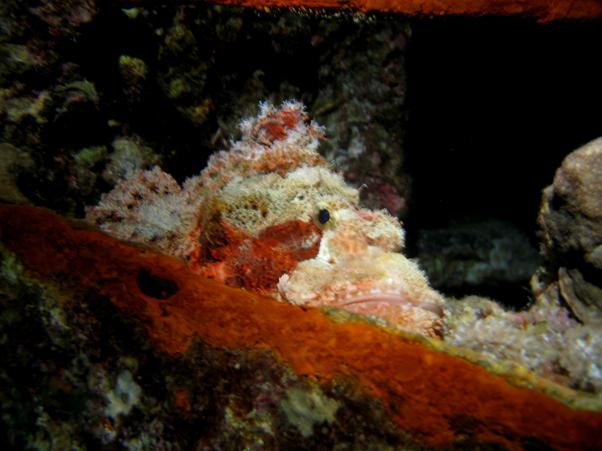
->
87;101;445;338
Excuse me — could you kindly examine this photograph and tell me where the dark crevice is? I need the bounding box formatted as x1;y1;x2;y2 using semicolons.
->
404;17;602;304
137;268;179;300
406;17;602;236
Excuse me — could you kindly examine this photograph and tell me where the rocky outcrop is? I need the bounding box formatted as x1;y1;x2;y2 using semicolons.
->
0;1;411;218
538;137;602;324
441;140;602;394
416;219;539;299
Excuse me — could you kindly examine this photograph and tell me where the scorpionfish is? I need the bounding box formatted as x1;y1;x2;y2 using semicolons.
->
86;101;445;337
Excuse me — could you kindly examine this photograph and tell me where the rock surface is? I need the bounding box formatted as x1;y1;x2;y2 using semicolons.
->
538;137;602;324
0;2;411;218
416;219;539;297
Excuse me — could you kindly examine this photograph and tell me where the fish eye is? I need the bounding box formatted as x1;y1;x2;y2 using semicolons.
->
318;208;330;225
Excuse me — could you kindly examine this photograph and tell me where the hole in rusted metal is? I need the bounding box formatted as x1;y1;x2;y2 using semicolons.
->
137;268;178;300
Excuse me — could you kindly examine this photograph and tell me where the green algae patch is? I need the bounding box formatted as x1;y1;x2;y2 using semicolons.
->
280;385;340;437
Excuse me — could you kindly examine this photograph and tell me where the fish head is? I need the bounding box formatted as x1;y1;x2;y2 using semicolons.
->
277;204;445;338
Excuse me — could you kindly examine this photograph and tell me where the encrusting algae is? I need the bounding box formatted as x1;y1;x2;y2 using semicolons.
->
86;101;445;338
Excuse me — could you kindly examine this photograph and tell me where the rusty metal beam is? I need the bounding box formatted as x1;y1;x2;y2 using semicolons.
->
203;0;602;22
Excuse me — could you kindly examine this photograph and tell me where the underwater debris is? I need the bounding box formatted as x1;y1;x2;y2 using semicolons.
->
86;101;444;337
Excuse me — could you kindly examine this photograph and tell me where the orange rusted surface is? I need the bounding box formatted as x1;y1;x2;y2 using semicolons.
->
173;388;193;413
1;204;602;448
204;0;602;22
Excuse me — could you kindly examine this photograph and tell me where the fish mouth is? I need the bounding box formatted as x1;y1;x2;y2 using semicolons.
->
333;293;444;317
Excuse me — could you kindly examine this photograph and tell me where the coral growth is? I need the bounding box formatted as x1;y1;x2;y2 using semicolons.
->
0;3;413;219
87;101;444;337
445;294;602;392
